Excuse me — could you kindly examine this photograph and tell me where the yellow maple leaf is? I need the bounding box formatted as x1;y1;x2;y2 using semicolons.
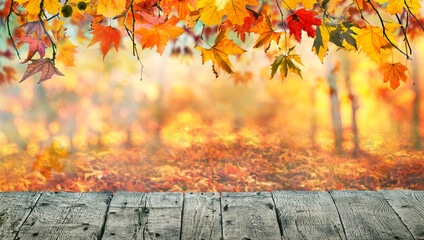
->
197;0;259;26
381;62;408;89
281;0;316;10
195;30;246;77
312;24;334;63
97;0;126;18
19;0;60;15
376;0;421;14
352;23;400;62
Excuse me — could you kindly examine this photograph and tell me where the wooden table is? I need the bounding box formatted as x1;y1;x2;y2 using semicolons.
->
0;190;423;239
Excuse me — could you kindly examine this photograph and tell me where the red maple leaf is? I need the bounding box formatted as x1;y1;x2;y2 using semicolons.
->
19;35;47;63
287;9;322;42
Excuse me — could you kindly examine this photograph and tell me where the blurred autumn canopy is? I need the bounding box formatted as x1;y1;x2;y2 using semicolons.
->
0;0;423;88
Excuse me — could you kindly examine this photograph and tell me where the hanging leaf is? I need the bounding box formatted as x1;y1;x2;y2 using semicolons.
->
19;35;47;63
271;48;303;82
195;30;246;77
88;25;122;60
197;0;259;26
287;9;322;42
20;58;64;83
381;62;408;90
250;14;284;51
135;17;185;55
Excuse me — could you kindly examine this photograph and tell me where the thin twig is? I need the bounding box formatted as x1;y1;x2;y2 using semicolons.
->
5;0;20;59
38;0;57;61
404;0;424;31
123;0;144;80
366;0;411;60
395;13;412;55
194;24;205;47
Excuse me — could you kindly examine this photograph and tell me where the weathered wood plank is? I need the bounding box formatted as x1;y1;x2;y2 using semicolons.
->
221;192;281;240
0;192;41;239
102;191;146;240
272;191;346;240
380;190;424;240
330;190;414;240
181;192;222;240
103;192;183;240
16;191;112;240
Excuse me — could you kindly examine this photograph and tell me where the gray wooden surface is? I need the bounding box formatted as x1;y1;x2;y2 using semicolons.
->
380;190;424;240
103;191;183;240
221;192;281;240
181;192;222;240
330;190;414;240
0;192;41;239
16;191;112;240
272;191;346;240
0;190;422;239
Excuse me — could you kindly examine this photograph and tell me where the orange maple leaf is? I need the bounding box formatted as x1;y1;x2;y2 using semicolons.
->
88;25;122;60
250;14;284;50
381;62;408;90
135;17;185;55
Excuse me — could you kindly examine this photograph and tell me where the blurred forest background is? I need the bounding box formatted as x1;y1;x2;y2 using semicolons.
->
0;32;423;192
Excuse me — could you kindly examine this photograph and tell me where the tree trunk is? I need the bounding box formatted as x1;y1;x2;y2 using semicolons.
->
327;62;343;153
310;86;317;146
411;59;422;149
344;59;359;156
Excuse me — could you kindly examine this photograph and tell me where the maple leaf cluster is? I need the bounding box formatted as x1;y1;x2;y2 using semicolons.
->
0;0;422;89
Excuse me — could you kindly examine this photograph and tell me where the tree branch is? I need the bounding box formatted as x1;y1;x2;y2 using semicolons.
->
38;0;57;61
5;0;21;59
366;0;411;60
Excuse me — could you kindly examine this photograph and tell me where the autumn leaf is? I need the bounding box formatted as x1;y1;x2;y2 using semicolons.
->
97;0;126;18
287;9;322;42
282;0;317;10
49;19;78;66
223;8;262;43
271;47;303;82
17;0;61;15
88;25;122;60
19;35;47;63
159;0;197;19
376;0;421;14
250;14;284;51
195;30;246;77
197;0;259;26
20;21;43;38
0;66;17;85
312;24;333;63
381;62;408;90
20;58;64;83
135;17;185;55
329;21;358;50
353;23;400;62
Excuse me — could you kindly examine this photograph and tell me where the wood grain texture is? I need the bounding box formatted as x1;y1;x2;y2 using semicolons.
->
181;192;222;240
0;192;41;239
330;190;414;240
103;192;183;240
272;191;346;240
102;191;146;240
221;192;281;240
16;191;112;240
380;190;424;240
